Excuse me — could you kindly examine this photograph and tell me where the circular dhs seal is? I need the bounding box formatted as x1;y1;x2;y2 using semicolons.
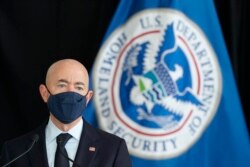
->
93;9;222;159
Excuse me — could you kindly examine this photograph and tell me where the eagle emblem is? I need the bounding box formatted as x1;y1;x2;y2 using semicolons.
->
121;23;203;130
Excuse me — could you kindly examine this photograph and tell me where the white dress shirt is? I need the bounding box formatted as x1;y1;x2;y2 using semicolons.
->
45;118;83;167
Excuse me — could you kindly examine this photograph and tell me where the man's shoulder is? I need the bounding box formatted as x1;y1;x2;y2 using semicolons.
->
84;121;124;144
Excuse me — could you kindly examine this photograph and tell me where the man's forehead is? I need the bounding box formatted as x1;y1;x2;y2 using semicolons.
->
46;63;88;85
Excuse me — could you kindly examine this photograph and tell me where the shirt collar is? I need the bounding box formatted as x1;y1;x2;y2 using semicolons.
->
45;118;83;144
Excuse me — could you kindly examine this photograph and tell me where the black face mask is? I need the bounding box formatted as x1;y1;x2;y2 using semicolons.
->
47;91;87;124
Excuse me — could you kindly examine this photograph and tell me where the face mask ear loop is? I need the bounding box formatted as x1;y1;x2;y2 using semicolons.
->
84;90;89;97
45;85;53;95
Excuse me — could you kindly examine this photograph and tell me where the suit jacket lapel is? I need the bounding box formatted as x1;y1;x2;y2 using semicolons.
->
29;124;49;167
74;121;99;167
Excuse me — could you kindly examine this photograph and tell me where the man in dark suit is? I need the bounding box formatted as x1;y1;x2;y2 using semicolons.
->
0;59;132;167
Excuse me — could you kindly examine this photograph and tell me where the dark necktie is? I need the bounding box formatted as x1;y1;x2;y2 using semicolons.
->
55;133;72;167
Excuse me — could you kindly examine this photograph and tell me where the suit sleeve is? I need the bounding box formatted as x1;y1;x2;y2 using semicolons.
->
113;139;132;167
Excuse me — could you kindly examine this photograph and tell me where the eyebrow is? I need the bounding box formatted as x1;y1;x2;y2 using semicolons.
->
75;82;85;86
58;79;85;86
58;79;69;84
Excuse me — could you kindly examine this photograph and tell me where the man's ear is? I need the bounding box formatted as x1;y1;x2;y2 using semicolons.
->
39;84;50;103
86;90;93;104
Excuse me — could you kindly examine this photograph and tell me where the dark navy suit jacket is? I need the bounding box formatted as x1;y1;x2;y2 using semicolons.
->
0;120;132;167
